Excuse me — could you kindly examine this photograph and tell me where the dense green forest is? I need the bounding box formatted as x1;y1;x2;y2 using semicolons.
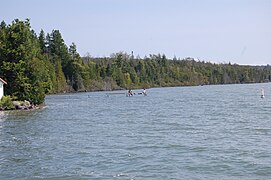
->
0;19;271;104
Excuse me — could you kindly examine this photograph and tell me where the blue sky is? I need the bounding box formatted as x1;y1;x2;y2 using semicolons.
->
1;0;271;65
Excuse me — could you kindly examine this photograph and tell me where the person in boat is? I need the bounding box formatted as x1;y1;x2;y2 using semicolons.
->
142;88;147;96
128;89;133;96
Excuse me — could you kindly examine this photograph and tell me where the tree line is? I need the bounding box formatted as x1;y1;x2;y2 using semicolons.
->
0;19;270;104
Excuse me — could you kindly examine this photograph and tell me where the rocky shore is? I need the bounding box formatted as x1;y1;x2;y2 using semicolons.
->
0;100;37;111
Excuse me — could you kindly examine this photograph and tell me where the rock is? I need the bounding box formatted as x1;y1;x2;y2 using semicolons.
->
13;101;22;109
0;100;40;111
24;100;30;106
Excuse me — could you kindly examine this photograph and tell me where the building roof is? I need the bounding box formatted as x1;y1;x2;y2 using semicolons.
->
0;78;7;84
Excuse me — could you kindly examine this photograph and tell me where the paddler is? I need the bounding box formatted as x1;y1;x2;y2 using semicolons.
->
142;88;147;96
128;89;133;96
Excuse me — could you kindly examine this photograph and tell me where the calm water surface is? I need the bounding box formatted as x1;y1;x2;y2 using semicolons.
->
1;84;271;179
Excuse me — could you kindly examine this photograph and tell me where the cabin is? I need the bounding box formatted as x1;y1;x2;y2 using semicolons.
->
0;78;7;100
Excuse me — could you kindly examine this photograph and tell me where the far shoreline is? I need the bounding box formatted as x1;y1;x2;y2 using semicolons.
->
45;81;270;96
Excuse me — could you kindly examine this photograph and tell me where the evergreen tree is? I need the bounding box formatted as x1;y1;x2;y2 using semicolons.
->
38;29;46;54
0;19;47;104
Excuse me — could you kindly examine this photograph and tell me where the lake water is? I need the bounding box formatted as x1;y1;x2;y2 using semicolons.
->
1;83;271;180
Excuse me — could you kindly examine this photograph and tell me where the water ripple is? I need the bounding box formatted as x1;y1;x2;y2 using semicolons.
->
1;84;271;179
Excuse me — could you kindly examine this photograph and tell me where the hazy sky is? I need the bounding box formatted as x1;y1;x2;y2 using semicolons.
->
1;0;271;65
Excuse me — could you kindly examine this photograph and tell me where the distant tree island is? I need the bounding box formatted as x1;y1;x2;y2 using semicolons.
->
0;19;270;106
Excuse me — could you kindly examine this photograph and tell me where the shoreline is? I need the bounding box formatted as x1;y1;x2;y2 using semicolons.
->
47;81;270;96
0;101;45;112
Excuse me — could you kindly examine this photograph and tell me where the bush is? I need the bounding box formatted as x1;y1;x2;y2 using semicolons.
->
0;96;15;110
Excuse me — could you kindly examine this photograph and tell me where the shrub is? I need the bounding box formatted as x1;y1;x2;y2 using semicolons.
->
0;96;15;110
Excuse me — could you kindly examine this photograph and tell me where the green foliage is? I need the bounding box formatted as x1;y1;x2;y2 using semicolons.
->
0;19;49;104
81;55;271;89
0;96;15;109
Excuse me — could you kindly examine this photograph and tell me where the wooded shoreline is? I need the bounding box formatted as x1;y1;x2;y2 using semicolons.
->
0;19;271;105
